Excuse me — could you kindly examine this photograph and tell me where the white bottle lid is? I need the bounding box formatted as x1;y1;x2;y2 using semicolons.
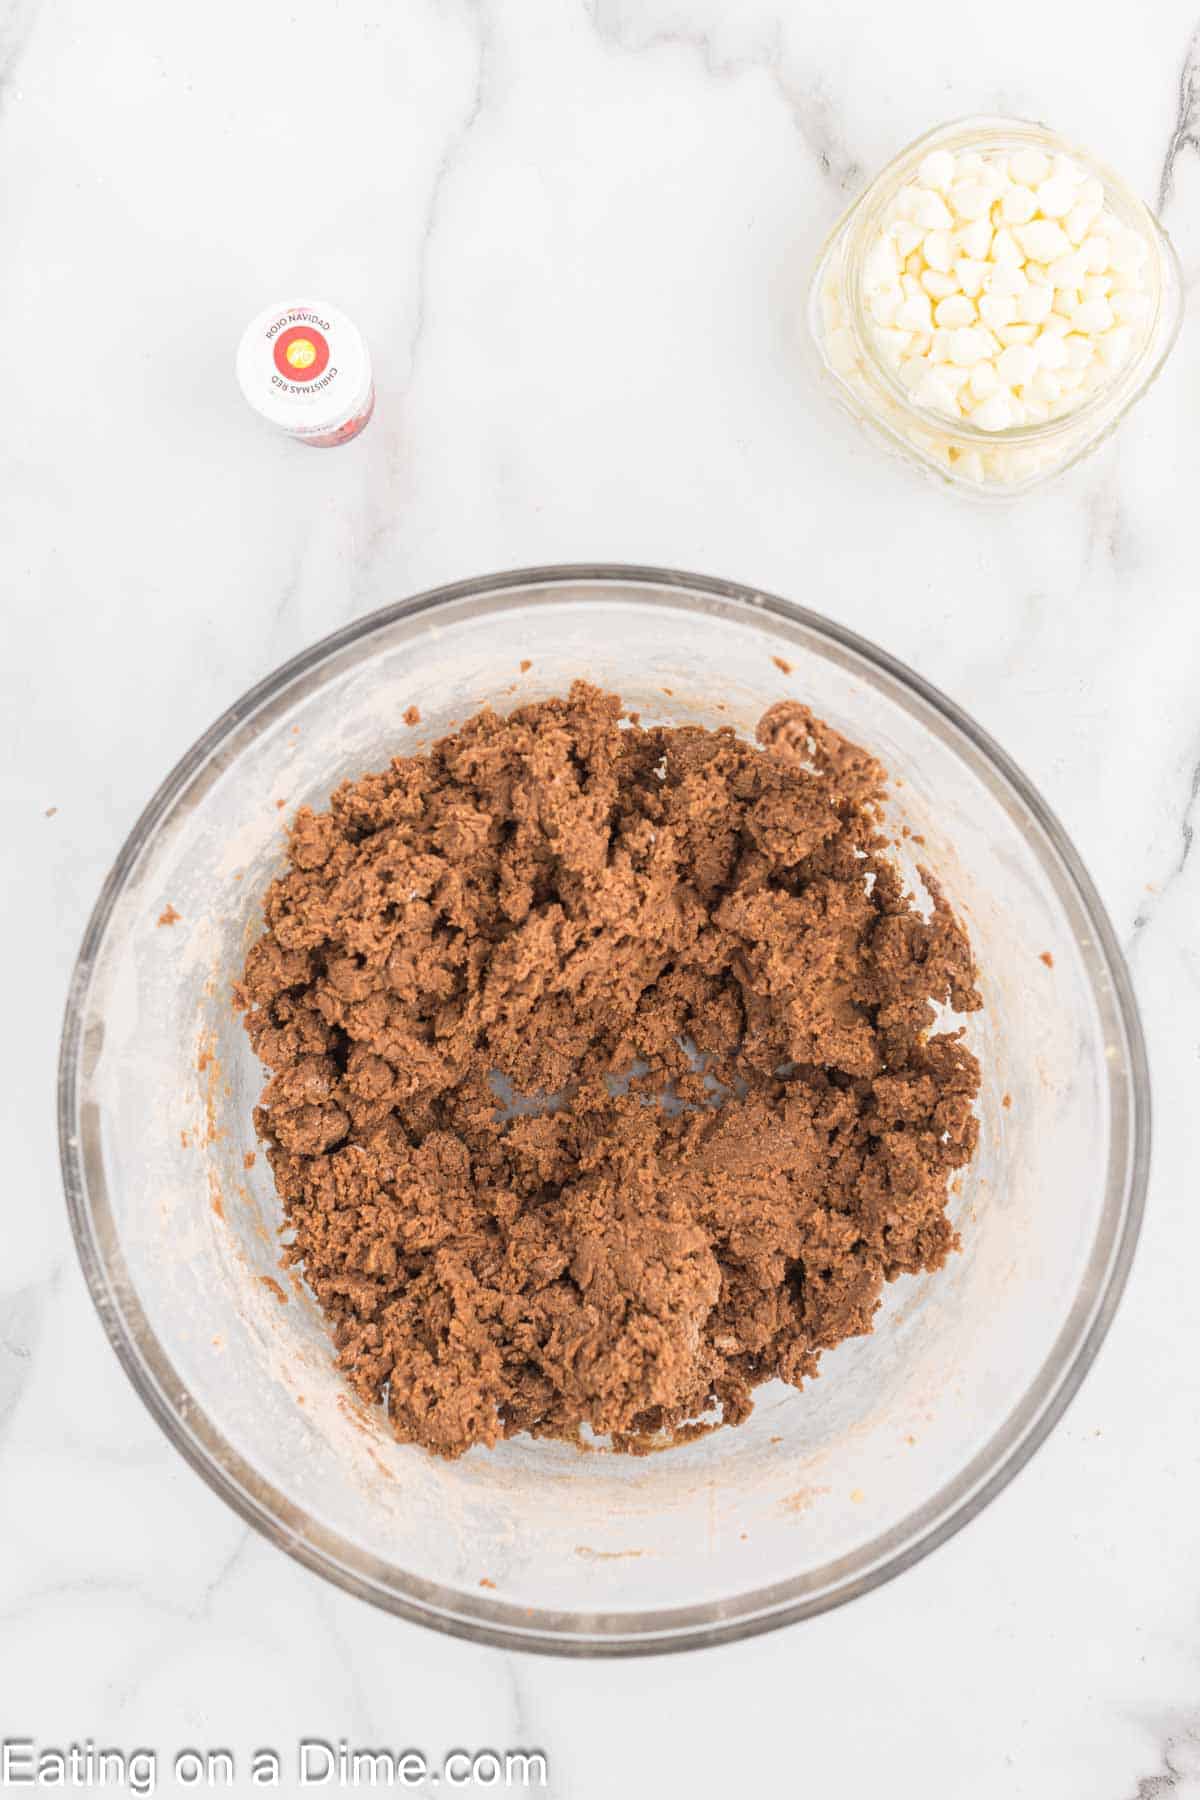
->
236;299;374;444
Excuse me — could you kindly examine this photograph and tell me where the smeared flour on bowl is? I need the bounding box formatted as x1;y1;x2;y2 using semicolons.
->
235;683;981;1458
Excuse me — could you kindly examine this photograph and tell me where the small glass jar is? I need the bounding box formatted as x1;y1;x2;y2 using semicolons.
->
807;117;1183;496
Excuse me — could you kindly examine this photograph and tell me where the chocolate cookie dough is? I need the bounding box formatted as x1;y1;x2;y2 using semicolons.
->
237;684;981;1458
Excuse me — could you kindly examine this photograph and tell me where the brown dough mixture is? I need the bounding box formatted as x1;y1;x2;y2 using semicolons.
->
236;684;981;1458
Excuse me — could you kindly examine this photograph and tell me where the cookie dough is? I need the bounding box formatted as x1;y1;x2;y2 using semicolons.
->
236;683;981;1458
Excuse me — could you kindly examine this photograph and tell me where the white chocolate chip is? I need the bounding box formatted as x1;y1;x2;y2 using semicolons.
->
1066;200;1101;244
873;325;914;362
979;294;1017;329
892;221;923;256
957;218;993;259
864;235;900;280
1047;252;1088;289
911;188;954;230
1080;235;1110;274
895;292;935;331
1014;284;1053;324
990;226;1023;265
918;149;957;191
1035;331;1069;370
968;360;1000;399
997;343;1037;386
948;326;992;365
1098;326;1135;365
971;389;1015;430
1072;297;1114;333
1035;176;1077;218
985;263;1028;297
949;181;993;220
954;258;989;296
1009;147;1051;186
935;293;977;327
1000;185;1038;224
1015;219;1071;261
913;368;961;413
1028;368;1062;404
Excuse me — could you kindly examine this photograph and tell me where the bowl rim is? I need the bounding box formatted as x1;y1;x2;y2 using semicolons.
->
58;562;1150;1656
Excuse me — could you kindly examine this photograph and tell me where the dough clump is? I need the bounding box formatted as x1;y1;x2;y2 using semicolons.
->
237;683;981;1458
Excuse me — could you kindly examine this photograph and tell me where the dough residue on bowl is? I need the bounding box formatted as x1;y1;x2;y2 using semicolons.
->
235;682;981;1458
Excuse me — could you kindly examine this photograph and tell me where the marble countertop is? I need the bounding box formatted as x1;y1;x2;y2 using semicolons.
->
5;0;1200;1793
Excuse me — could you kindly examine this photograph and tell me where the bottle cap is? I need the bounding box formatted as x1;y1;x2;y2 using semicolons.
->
236;299;374;445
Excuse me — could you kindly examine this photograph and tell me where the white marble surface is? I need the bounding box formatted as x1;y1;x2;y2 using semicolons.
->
5;0;1200;1793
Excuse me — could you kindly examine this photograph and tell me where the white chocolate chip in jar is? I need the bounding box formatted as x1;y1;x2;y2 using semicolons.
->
859;150;1155;432
808;121;1180;493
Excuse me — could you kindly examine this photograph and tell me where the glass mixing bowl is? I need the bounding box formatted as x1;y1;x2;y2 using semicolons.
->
58;567;1148;1654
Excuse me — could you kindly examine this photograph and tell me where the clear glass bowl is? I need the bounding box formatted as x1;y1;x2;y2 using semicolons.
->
808;117;1184;495
58;567;1148;1654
